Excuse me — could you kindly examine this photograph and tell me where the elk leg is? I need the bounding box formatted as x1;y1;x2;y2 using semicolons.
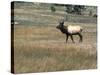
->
78;33;83;42
66;34;69;43
70;35;75;43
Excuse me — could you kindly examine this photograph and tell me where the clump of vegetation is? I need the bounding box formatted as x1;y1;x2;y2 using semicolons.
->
65;5;85;15
50;5;56;12
65;5;73;13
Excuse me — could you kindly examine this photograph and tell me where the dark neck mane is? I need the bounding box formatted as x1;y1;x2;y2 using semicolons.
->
60;25;68;34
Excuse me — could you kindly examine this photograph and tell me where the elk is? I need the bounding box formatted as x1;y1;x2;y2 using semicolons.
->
56;20;83;43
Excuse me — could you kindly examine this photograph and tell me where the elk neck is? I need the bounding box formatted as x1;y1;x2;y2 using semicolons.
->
59;25;68;34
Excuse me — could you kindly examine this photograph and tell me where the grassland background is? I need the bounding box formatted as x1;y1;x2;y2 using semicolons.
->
12;2;97;73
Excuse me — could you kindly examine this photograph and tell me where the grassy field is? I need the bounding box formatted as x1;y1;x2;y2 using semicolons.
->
12;2;97;73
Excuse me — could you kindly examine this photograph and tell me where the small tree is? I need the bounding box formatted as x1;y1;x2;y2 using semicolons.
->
50;5;56;12
65;5;73;13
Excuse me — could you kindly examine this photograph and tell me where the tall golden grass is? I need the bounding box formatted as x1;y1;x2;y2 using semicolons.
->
14;23;97;73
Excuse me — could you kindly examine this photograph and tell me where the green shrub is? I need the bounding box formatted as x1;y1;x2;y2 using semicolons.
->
50;6;56;12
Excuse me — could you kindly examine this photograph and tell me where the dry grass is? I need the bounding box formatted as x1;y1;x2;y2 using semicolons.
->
13;23;97;73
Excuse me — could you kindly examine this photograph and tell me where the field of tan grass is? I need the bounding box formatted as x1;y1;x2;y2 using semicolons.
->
13;23;97;73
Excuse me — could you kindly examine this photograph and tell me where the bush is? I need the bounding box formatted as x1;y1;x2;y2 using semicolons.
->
50;6;56;12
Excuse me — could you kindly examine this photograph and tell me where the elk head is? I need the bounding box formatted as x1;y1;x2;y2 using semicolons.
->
56;19;64;29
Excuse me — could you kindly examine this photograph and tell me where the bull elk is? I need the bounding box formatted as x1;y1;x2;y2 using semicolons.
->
56;20;83;43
